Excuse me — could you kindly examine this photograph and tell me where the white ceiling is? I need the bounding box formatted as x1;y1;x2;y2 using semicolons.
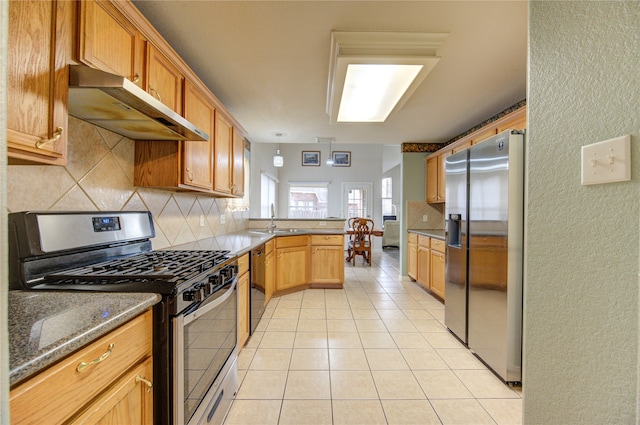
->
132;1;528;146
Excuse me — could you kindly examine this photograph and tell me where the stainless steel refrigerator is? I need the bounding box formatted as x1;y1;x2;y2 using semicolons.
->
444;130;524;383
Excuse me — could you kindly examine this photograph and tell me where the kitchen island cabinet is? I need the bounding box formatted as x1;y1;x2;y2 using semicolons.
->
7;0;72;165
275;235;310;292
310;234;345;286
10;309;154;425
264;239;275;304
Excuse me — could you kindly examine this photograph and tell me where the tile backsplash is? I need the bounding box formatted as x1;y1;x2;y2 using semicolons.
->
7;117;249;250
406;200;444;230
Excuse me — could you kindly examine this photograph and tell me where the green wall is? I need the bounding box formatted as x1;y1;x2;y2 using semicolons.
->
524;2;640;422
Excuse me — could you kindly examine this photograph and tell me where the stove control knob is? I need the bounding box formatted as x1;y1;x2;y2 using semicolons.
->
183;289;202;302
209;274;223;286
201;282;212;296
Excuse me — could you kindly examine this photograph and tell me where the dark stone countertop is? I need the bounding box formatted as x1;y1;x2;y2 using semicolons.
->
9;291;160;387
408;229;446;240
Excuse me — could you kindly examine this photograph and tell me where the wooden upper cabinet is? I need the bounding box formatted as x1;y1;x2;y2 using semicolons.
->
426;155;439;204
7;0;72;165
437;151;449;203
76;0;145;87
146;44;183;114
232;128;245;197
182;80;214;190
214;112;233;194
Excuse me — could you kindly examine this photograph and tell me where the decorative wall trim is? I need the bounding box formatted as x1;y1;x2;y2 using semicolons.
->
400;99;526;153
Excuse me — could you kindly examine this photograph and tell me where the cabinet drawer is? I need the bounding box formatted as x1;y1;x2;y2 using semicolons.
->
418;235;431;248
265;239;274;255
311;234;344;246
10;310;153;425
238;252;249;275
275;235;309;249
408;232;418;244
431;238;446;253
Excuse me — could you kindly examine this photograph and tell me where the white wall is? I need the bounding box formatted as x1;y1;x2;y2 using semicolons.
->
525;2;640;423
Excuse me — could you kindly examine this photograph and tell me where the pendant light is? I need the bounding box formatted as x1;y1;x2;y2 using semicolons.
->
273;133;284;167
273;149;284;167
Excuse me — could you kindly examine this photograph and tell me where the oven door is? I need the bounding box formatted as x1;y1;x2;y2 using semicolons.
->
173;275;238;425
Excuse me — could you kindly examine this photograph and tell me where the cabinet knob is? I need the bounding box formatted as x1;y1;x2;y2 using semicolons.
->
35;127;63;149
131;73;140;84
186;168;193;181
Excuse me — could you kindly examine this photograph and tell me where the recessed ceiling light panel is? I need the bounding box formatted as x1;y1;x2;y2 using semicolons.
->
326;31;449;124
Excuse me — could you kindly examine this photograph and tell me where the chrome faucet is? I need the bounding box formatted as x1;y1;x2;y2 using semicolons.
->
269;203;277;232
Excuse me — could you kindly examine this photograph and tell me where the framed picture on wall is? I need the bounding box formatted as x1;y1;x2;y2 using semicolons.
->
302;151;321;166
332;151;351;167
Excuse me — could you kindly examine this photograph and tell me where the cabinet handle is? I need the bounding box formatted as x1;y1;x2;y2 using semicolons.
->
136;375;153;393
131;73;140;84
148;86;162;102
76;343;115;372
186;167;193;181
35;127;63;149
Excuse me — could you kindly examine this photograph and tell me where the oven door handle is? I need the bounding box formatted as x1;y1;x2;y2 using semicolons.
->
183;276;238;326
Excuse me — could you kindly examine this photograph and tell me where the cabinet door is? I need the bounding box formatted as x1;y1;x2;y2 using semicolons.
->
265;252;275;305
231;128;245;196
146;44;183;114
182;80;214;190
430;251;446;300
425;155;438;203
214;113;233;194
416;246;430;290
437;151;450;203
275;246;309;291
310;246;344;284
237;272;250;348
69;357;153;425
77;0;145;86
7;0;71;165
407;243;418;280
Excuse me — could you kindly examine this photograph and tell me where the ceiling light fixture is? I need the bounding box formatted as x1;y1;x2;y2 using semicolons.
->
273;132;284;167
316;137;335;165
273;149;284;167
326;31;448;123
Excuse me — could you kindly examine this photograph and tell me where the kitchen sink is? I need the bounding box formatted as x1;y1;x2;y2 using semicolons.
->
247;228;302;235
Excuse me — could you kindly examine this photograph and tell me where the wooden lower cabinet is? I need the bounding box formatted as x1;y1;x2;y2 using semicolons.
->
10;310;153;425
310;235;344;286
237;253;250;349
264;240;275;304
407;233;418;280
430;250;446;299
409;233;446;301
416;243;430;290
275;236;309;292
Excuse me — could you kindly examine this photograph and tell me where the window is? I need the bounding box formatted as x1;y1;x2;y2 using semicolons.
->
382;177;393;215
260;172;277;218
288;183;328;218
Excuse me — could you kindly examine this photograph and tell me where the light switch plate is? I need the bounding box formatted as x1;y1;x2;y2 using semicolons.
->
581;135;631;185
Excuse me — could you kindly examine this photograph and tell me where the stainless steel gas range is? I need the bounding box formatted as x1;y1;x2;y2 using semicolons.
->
9;211;239;425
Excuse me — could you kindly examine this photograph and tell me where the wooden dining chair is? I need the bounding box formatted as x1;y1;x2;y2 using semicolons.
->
349;218;374;266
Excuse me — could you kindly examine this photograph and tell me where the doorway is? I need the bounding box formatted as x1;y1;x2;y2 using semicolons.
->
342;182;373;220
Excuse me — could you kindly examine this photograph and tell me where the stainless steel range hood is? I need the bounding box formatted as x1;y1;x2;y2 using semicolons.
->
68;65;208;141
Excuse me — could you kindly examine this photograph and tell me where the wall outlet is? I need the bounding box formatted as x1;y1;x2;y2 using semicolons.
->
199;215;205;227
422;214;428;222
319;221;326;226
220;215;226;224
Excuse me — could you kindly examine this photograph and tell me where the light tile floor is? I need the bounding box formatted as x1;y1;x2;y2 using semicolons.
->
224;249;522;425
